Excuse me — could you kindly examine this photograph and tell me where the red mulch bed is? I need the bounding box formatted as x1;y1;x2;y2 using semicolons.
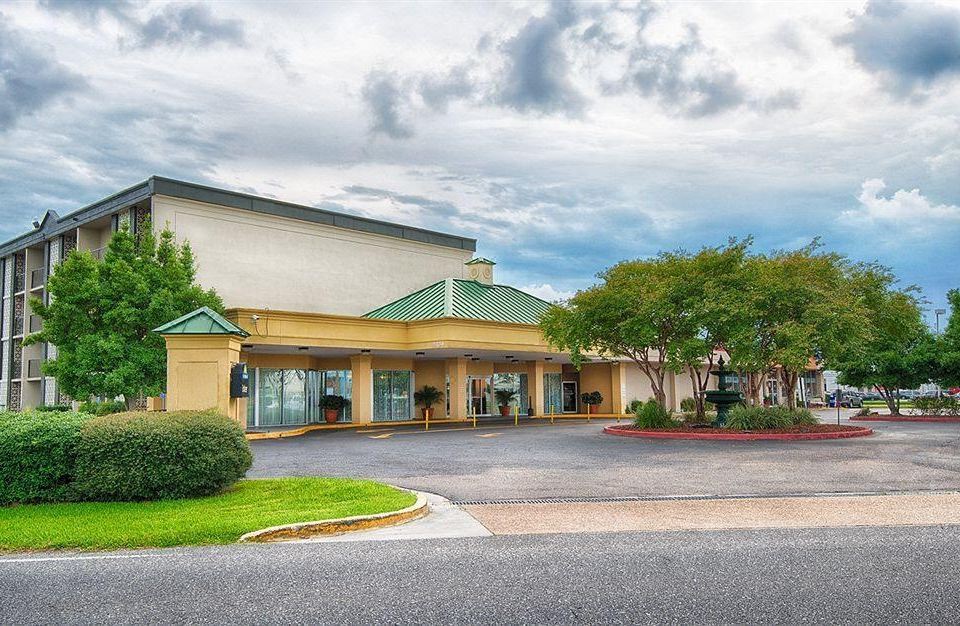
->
851;415;960;423
604;424;873;441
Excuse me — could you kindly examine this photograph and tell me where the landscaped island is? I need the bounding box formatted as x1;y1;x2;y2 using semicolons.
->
605;403;873;441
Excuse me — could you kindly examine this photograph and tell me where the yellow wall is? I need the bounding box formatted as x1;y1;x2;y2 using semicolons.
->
163;335;245;425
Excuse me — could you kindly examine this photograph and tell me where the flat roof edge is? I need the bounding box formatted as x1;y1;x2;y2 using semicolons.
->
151;177;477;252
0;176;477;256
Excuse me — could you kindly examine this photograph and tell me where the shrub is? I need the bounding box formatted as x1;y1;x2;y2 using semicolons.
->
74;410;252;501
726;405;817;430
626;399;644;414
679;397;696;412
78;399;127;416
914;396;960;416
633;401;675;429
0;410;92;504
35;404;73;413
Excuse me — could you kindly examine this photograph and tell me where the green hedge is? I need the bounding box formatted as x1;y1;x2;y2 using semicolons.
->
0;411;92;505
726;405;818;430
73;410;252;501
633;401;676;429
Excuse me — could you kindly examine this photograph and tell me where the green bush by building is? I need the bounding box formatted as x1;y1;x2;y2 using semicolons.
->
0;410;252;505
0;410;91;505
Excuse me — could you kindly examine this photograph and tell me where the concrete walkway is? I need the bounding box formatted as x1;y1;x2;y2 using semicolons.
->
303;491;492;543
327;490;960;542
463;491;960;535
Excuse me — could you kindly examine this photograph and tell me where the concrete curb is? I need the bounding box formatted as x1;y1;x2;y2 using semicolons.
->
238;490;429;543
851;416;960;423
246;420;470;440
603;424;874;441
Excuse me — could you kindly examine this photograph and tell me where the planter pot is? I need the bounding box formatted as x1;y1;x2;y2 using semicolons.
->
588;404;599;414
420;407;433;420
499;405;511;417
324;409;339;424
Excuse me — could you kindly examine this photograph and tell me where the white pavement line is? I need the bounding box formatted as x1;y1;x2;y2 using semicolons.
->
0;553;167;564
302;490;492;543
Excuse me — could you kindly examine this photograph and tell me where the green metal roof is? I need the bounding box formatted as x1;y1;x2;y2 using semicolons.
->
363;279;553;325
464;257;496;265
153;306;250;337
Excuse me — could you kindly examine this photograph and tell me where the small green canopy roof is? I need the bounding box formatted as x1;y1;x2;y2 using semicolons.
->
464;257;496;265
153;306;250;337
363;279;552;325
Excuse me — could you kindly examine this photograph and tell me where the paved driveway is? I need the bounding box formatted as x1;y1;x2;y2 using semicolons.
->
249;413;960;501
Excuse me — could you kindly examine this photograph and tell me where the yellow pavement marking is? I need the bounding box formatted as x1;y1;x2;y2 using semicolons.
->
367;433;394;439
357;428;396;433
476;433;502;438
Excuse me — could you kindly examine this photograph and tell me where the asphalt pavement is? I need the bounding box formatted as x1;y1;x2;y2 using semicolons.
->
249;413;960;500
2;525;958;624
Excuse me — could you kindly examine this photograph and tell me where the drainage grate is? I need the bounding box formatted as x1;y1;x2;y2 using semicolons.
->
452;489;960;506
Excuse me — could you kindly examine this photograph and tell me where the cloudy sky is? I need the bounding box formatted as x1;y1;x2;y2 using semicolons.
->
1;0;959;323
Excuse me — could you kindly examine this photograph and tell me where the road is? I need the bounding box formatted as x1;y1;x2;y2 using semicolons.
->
2;525;958;624
250;414;960;500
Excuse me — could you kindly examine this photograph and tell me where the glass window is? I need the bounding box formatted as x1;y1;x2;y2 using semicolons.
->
281;369;306;424
544;373;562;414
258;369;283;426
493;373;529;414
373;370;412;422
323;370;352;422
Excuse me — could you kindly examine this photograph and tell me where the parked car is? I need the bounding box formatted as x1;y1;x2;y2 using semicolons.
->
841;394;863;408
861;391;882;401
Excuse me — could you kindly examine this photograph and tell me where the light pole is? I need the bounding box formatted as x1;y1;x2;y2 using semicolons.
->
935;308;946;334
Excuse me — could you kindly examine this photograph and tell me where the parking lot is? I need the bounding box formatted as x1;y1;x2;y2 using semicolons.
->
250;412;960;501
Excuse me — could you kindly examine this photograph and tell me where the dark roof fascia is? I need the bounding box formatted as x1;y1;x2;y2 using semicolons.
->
0;179;152;257
150;177;477;252
0;176;477;257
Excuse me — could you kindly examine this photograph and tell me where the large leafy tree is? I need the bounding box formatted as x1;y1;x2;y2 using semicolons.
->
25;223;223;409
833;267;935;415
540;241;748;410
724;242;867;409
936;289;960;388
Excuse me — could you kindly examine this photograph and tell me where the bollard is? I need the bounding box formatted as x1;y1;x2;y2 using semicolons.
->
473;407;477;429
550;404;554;424
425;408;429;432
514;405;519;427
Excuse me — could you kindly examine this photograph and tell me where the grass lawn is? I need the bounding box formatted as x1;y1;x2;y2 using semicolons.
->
863;400;915;408
0;477;416;552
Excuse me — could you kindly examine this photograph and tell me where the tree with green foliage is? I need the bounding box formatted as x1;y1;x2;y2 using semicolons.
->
25;223;223;409
725;242;867;409
540;240;748;410
935;289;960;388
832;267;935;415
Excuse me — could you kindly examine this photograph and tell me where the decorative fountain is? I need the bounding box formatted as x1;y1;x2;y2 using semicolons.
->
704;356;744;427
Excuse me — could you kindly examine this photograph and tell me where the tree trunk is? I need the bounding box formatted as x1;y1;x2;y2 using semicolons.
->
878;386;900;416
780;370;799;410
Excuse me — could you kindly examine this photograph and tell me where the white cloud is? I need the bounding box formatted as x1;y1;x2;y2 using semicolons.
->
519;283;574;303
842;179;960;232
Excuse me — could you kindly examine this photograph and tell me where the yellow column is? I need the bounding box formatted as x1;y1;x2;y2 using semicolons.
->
527;360;545;416
446;358;468;419
350;354;373;424
163;335;243;424
610;361;624;415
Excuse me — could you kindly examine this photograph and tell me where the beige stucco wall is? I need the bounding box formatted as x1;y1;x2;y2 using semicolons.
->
152;195;474;315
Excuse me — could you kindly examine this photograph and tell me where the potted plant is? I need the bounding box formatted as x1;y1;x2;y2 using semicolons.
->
319;395;347;424
495;389;517;416
414;385;444;420
581;391;603;414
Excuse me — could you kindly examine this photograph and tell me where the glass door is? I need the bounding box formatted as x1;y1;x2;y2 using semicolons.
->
544;373;562;414
562;381;578;413
467;376;492;415
373;370;412;422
